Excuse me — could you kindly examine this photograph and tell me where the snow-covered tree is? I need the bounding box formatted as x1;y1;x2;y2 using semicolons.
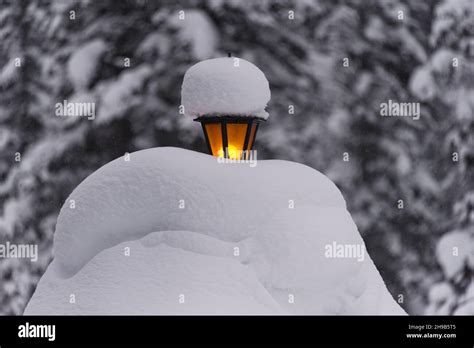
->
412;0;474;315
1;0;472;315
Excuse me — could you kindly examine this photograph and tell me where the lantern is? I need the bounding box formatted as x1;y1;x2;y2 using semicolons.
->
181;57;271;159
194;116;263;160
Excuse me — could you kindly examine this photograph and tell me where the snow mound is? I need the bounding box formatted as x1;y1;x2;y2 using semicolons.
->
25;231;283;315
25;147;404;315
181;58;271;119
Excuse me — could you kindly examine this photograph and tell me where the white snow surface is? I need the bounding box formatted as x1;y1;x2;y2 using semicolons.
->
97;65;152;123
169;9;218;60
0;58;18;86
25;147;404;315
409;66;437;101
181;58;271;119
436;231;473;279
67;39;107;91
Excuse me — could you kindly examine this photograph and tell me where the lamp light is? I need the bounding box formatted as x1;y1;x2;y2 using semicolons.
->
194;116;263;160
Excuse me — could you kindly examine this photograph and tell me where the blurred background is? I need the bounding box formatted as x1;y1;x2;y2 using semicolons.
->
1;0;473;315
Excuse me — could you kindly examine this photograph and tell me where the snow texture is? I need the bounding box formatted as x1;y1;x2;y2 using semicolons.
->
425;282;456;315
25;147;404;315
181;57;271;119
454;281;474;315
410;66;437;101
67;39;107;91
97;65;152;123
169;9;218;60
436;231;473;279
0;58;18;86
429;227;474;314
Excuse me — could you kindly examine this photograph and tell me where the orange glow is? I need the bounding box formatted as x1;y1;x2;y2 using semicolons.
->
204;123;223;157
217;144;240;159
225;123;248;159
203;121;258;160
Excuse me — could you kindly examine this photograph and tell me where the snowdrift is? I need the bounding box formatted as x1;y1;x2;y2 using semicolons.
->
25;147;405;315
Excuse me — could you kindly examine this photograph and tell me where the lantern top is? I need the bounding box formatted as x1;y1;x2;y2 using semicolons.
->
181;57;271;120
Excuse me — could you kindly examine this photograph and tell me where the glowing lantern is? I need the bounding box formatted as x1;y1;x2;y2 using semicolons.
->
194;116;262;160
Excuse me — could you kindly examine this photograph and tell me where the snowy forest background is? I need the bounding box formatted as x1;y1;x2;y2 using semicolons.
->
1;0;473;315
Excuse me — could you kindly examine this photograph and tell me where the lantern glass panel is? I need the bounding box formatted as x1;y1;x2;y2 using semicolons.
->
226;123;248;159
204;123;223;157
246;123;258;151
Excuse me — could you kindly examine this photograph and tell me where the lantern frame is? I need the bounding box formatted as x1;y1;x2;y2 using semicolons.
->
194;116;264;159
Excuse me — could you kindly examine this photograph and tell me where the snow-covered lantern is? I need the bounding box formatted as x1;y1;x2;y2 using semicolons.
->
181;57;270;159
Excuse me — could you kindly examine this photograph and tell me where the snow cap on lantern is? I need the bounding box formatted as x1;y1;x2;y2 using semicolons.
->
181;57;271;119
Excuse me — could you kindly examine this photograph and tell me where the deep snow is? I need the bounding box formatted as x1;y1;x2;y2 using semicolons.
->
181;57;271;119
25;147;405;315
